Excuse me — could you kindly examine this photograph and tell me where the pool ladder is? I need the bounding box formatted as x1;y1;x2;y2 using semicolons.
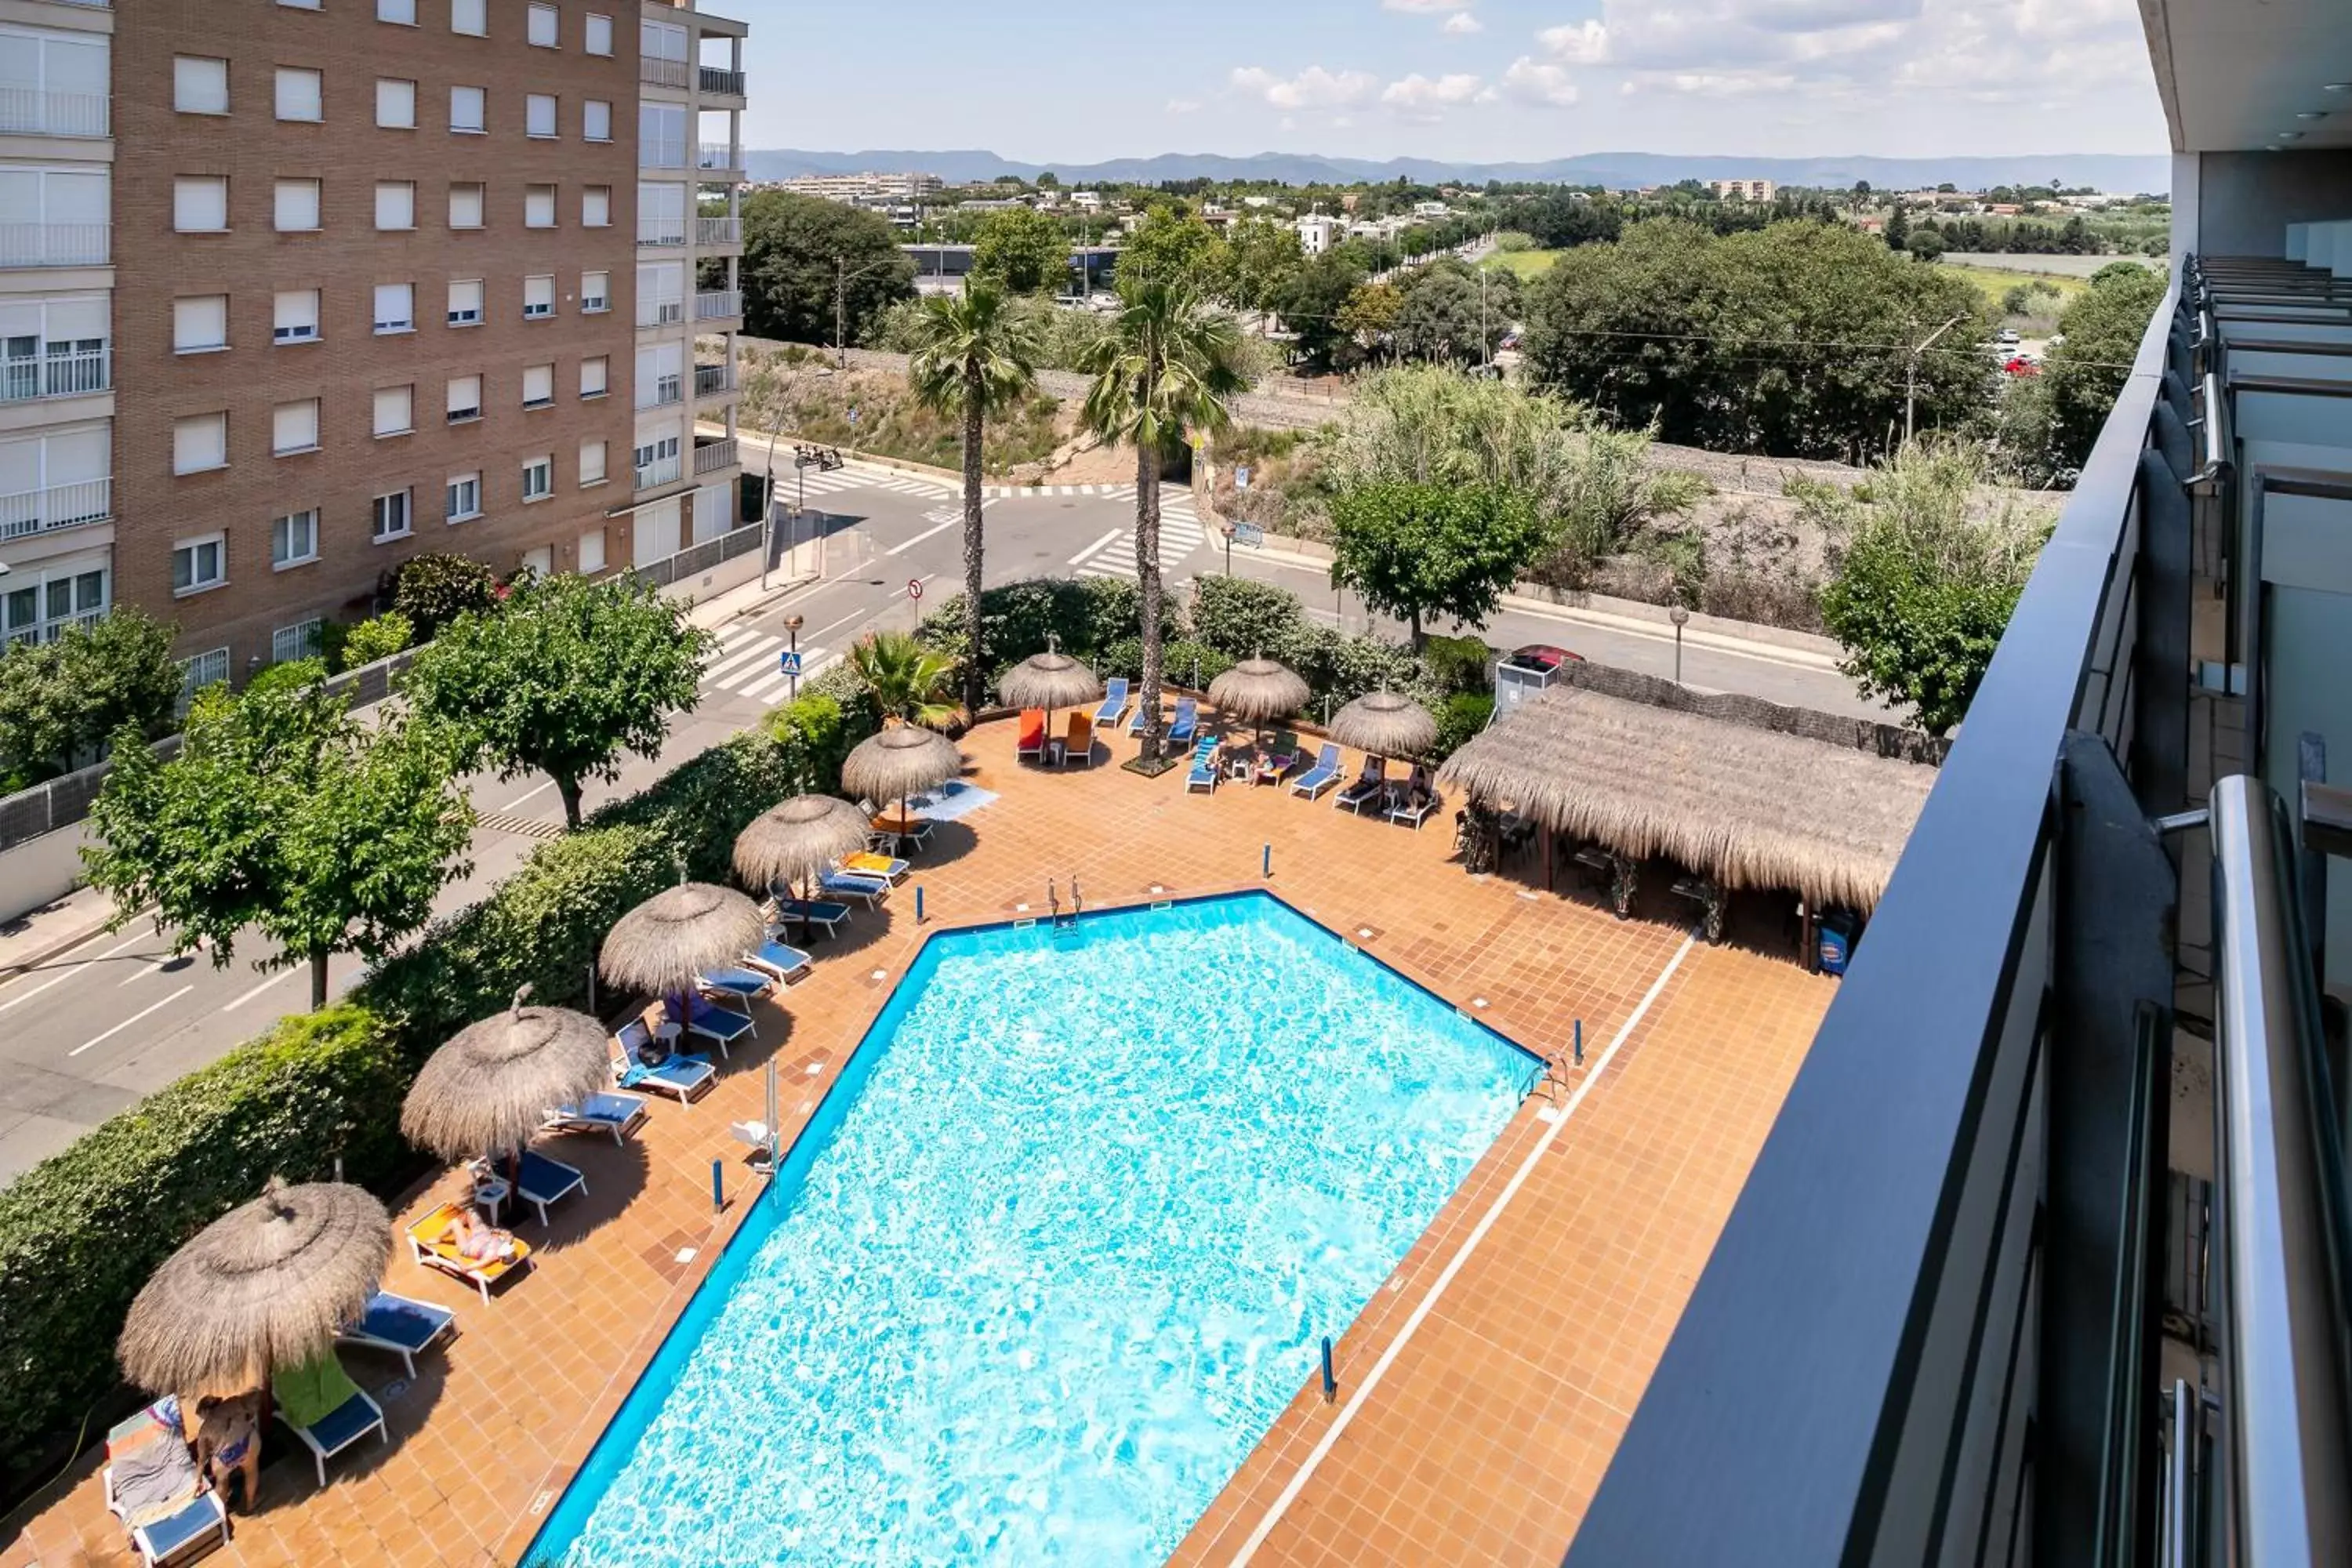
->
1047;876;1083;935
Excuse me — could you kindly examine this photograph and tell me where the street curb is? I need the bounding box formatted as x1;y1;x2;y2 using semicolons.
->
0;902;141;982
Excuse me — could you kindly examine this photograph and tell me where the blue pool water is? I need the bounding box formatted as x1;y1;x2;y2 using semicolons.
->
532;893;1534;1566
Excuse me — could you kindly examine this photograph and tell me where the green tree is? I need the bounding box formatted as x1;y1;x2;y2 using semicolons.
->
0;608;183;786
1327;481;1555;648
1393;261;1514;367
2038;263;2167;474
1079;280;1250;763
740;191;917;347
389;552;496;637
335;612;413;673
82;668;473;1008
1116;210;1225;292
904;281;1044;713
1337;281;1404;361
1817;442;2052;735
1906;229;1947;263
970;205;1071;294
1885;204;1911;253
1216;217;1306;320
405;575;713;829
1274;252;1367;371
847;631;956;728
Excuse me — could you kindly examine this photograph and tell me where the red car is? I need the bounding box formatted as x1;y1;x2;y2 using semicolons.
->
2003;356;2042;377
1504;644;1584;673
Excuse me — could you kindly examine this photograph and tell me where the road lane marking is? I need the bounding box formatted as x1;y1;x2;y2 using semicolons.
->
1067;528;1123;567
503;779;559;810
68;985;196;1058
0;930;154;1014
223;970;299;1012
885;517;961;557
702;633;783;684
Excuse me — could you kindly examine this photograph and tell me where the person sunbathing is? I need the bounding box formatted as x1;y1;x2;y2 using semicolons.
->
193;1391;263;1512
448;1207;519;1264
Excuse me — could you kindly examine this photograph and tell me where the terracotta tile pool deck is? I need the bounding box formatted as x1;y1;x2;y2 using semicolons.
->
2;713;1834;1568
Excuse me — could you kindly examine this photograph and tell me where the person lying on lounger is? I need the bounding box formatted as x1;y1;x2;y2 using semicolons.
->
448;1207;521;1265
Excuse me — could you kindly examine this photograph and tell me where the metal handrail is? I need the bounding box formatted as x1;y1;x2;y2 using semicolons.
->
2206;775;2352;1568
2194;369;2232;491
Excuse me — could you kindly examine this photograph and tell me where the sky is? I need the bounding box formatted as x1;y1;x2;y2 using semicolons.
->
737;0;2169;164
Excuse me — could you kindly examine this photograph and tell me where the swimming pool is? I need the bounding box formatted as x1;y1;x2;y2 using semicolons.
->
531;893;1535;1566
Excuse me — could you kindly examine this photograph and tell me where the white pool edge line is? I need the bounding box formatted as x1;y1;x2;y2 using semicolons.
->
1225;932;1699;1567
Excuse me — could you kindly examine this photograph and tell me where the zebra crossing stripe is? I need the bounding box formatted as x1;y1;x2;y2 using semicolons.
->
714;641;802;691
736;648;837;705
703;633;783;684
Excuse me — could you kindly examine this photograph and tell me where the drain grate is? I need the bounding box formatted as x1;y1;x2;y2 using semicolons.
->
478;810;564;840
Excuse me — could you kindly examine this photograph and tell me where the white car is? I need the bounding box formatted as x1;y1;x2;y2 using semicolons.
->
1995;328;2021;347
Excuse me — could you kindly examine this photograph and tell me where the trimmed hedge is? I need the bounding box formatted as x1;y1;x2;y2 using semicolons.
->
0;692;873;1476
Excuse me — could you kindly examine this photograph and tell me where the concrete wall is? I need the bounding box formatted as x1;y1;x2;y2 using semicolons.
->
2195;151;2352;257
0;824;90;926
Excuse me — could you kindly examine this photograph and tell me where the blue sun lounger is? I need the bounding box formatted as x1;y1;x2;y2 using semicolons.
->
818;869;890;907
103;1408;227;1568
542;1091;650;1146
683;996;757;1058
1093;677;1130;726
747;936;811;983
770;892;853;936
336;1290;457;1377
1167;697;1199;746
1185;735;1220;793
271;1355;387;1487
1290;743;1342;800
612;1022;714;1102
515;1149;586;1225
698;964;776;1003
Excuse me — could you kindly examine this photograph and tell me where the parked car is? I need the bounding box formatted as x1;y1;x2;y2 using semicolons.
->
1995;328;2022;347
1504;644;1584;673
2003;356;2042;377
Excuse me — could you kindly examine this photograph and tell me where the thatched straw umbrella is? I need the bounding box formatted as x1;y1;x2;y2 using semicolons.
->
401;985;610;1163
1207;655;1310;751
119;1177;390;1397
842;724;962;838
601;881;767;1022
733;793;872;902
1328;689;1437;779
997;642;1103;750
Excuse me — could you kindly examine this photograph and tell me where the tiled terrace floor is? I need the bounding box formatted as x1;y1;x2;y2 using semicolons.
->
3;712;1834;1568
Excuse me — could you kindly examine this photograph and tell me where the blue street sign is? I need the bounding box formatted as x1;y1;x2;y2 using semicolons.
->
778;649;804;677
1235;465;1252;490
848;406;860;426
1234;522;1265;548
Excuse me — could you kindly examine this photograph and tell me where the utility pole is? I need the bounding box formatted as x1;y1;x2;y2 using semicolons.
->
1904;313;1969;448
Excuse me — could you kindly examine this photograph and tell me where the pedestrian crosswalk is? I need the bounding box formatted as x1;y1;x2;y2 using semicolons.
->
785;463;956;503
984;482;1140;500
1072;502;1209;581
699;622;841;709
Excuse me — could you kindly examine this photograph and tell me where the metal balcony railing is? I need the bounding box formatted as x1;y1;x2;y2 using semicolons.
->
642;136;688;170
637;299;686;328
0;477;112;539
693;363;733;397
1;347;109;403
694;289;742;321
693;438;738;474
697;142;740;172
637;220;687;249
0;223;111;269
637;376;682;411
633;456;683;492
0;88;111;137
695;216;740;246
639;56;689;88
699;66;745;96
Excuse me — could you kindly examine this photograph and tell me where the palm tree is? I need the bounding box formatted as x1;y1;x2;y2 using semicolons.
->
905;282;1042;715
1077;280;1249;764
848;632;958;730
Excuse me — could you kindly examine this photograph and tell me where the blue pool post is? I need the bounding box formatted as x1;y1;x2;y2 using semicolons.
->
1262;842;1271;879
1573;1018;1584;1067
916;884;925;925
710;1158;724;1213
1320;1336;1337;1402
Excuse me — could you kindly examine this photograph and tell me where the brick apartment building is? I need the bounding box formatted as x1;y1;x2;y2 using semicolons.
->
0;0;747;686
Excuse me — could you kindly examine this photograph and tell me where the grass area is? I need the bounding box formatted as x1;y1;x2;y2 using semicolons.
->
1936;262;2089;315
1482;249;1562;279
738;356;1065;477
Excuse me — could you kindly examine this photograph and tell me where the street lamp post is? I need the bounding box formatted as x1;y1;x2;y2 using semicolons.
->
785;614;805;704
1671;605;1690;685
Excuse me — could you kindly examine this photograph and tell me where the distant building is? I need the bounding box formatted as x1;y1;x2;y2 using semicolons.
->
1708;179;1779;203
1297;212;1343;256
1412;200;1450;219
1069;191;1102;212
775;171;944;205
1242;194;1275;209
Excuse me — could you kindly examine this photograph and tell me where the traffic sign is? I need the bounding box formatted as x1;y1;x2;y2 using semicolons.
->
1234;522;1265;548
1235;465;1252;490
777;649;803;677
907;578;924;601
848;405;860;427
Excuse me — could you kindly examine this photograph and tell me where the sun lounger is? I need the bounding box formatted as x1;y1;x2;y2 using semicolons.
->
104;1406;227;1568
818;869;891;907
1093;677;1129;726
541;1091;649;1147
745;936;812;984
768;893;851;937
1014;707;1047;762
271;1352;387;1488
336;1290;457;1377
1059;712;1094;767
1185;735;1220;793
843;852;910;883
1254;750;1299;786
682;996;756;1058
869;813;933;851
1387;766;1438;829
698;964;777;1003
1290;743;1342;799
1167;697;1199;746
513;1149;586;1225
407;1202;534;1301
1336;764;1386;814
612;1022;715;1102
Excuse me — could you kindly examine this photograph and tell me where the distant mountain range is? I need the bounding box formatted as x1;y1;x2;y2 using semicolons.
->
747;148;2173;195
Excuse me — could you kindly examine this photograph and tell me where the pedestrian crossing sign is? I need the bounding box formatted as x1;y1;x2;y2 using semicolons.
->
778;649;804;677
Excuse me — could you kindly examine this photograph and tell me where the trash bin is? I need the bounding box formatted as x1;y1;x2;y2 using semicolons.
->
1817;913;1858;976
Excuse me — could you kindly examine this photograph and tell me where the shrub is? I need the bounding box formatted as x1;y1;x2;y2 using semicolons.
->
0;606;183;786
338;612;414;672
0;1005;408;1474
1418;633;1494;698
389;553;497;637
1189;576;1308;660
1285;626;1421;713
1098;637;1233;691
241;657;328;699
1430;693;1496;760
916;578;1178;690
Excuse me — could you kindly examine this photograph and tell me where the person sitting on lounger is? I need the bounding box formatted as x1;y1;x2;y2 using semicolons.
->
448;1206;521;1265
193;1392;263;1512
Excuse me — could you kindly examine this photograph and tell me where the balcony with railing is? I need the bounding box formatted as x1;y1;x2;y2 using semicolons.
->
0;477;112;539
693;363;734;399
1;346;109;404
641;136;688;170
639;56;690;89
697;142;742;174
699;65;745;97
694;289;742;322
633;454;684;492
636;373;683;411
693;437;738;475
0;223;111;270
695;216;740;247
637;297;686;329
637;219;687;249
0;88;111;138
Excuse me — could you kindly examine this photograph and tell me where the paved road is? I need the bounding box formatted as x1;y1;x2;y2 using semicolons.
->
0;459;1879;1179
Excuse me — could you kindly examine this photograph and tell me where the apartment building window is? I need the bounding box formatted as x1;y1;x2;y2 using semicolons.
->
446;373;481;422
579;438;607;485
583;187;611;228
581;357;608;398
633;434;681;488
277;0;321;9
373;385;413;438
450;85;485;134
523;275;555;320
637;260;684;325
376;78;416;130
583;100;612;143
445;472;481;522
172;534;226;595
172;177;228;234
524;185;556;229
274;67;322;122
448;183;485;230
2;564;108;647
376;0;416;23
526;94;557;139
372;282;414;334
272;509;318;568
271;398;319;456
578;526;606;572
640;104;687;168
274;179;321;233
447;278;483;326
451;0;485;35
273;289;320;343
173;56;229;115
376;181;415;230
179;647;229;699
522;364;553;408
372;489;412;543
271;620;323;664
586;14;614;56
172;296;227;354
528;4;558;46
581;270;610;313
522;455;552;502
172;413;227;475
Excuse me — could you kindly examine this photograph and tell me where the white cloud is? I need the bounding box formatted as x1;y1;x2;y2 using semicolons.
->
1166;97;1202;114
1380;0;1470;10
1381;71;1490;120
1229;64;1381;111
1443;11;1484;33
1537;20;1611;64
1502;56;1581;107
